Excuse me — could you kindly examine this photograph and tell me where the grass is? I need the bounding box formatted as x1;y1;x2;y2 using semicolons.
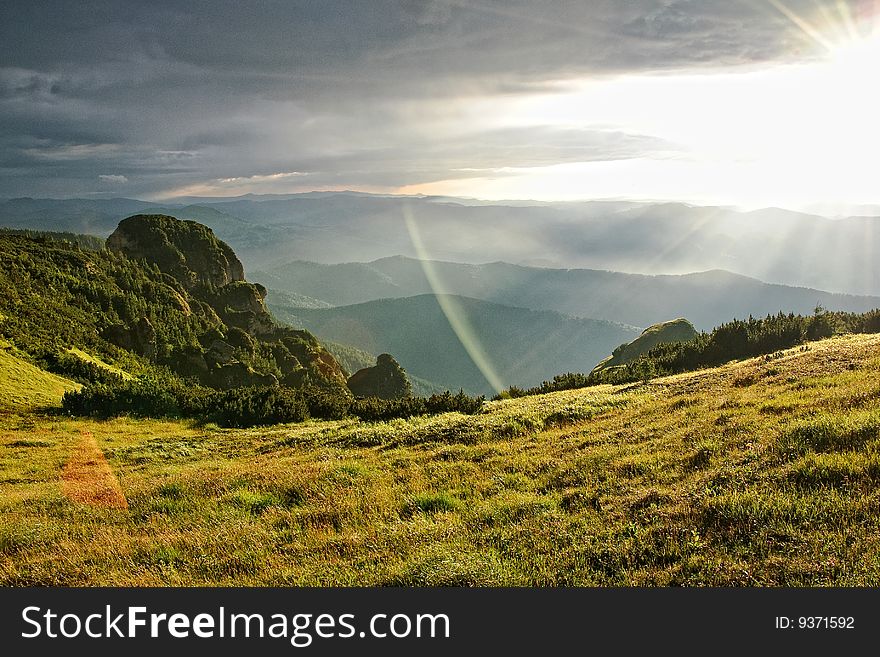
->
67;347;133;380
0;345;80;411
1;333;880;585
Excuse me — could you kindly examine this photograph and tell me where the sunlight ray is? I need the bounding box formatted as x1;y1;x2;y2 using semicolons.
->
835;0;861;39
766;0;837;50
639;205;727;275
403;205;506;394
813;0;851;42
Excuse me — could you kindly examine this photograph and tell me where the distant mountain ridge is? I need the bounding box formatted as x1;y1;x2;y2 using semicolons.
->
270;294;639;396
2;193;879;295
257;256;880;331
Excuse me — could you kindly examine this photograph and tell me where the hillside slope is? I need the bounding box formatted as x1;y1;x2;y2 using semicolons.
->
256;256;880;331
593;318;699;373
2;333;879;585
272;294;639;395
0;221;347;394
0;342;80;410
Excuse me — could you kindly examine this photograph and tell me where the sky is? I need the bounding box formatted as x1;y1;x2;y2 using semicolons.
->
1;0;879;211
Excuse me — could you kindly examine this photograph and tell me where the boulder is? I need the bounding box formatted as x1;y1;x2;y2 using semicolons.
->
101;316;156;359
347;353;412;399
206;340;236;366
213;362;278;389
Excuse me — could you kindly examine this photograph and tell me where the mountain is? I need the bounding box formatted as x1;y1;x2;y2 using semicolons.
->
0;219;348;394
3;193;879;295
0;197;158;236
257;256;880;331
270;294;640;396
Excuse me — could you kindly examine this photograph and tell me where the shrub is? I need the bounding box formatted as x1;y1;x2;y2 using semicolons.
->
61;375;184;418
301;384;352;420
425;390;485;415
41;350;125;385
204;386;309;428
350;390;484;422
500;308;880;399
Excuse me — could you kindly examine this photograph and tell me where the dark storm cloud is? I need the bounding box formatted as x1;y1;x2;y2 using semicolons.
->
0;0;854;197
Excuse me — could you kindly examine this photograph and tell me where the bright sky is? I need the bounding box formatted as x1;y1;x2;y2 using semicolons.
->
3;0;880;212
402;30;880;210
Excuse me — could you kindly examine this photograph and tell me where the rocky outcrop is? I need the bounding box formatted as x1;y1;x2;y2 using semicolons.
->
205;340;236;367
213;362;278;389
347;353;412;399
214;281;267;315
107;214;244;289
278;331;348;387
592;318;698;373
101;316;157;360
212;281;275;338
103;213;349;392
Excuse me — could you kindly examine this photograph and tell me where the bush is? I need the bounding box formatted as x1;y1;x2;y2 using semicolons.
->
43;350;125;385
204;386;309;428
301;384;352;420
425;390;485;415
500;307;880;399
350;390;484;422
351;396;428;422
61;369;484;428
62;375;186;418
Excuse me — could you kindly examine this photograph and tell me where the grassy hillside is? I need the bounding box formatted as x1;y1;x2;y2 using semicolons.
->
0;343;80;410
66;348;132;380
272;294;639;395
0;227;348;395
2;333;879;586
254;256;880;331
593;318;698;373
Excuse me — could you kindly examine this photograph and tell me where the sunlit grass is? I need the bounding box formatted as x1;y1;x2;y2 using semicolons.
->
2;334;880;586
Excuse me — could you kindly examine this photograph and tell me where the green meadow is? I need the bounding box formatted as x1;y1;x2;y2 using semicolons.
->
3;333;880;586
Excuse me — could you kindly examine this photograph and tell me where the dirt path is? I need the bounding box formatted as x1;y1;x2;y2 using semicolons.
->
62;430;128;509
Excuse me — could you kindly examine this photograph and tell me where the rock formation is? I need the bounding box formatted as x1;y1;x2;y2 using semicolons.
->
105;213;350;390
347;353;412;399
107;214;244;289
592;318;698;373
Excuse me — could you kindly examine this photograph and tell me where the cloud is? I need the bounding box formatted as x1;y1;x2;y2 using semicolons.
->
217;171;310;184
0;1;866;198
98;174;128;184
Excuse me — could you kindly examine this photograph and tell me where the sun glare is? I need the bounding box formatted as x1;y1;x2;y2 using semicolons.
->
826;32;880;85
404;2;880;211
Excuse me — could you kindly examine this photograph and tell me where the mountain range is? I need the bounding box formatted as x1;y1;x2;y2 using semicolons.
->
257;256;880;332
2;193;879;295
271;294;639;396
